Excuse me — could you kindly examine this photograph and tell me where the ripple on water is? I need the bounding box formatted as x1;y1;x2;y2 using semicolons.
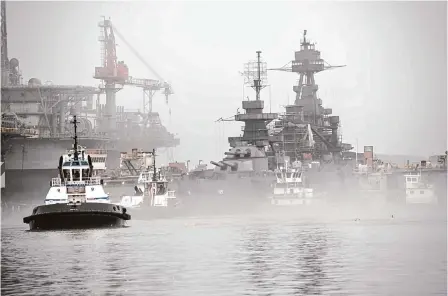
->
1;209;447;296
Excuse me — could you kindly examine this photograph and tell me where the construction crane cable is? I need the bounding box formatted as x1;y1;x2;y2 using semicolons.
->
112;25;164;82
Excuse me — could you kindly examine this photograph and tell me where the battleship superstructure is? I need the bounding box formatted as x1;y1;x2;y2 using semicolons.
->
177;51;280;202
268;30;353;163
212;51;281;173
0;2;178;202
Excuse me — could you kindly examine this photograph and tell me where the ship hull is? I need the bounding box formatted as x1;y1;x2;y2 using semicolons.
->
23;202;131;231
176;175;273;199
3;169;57;205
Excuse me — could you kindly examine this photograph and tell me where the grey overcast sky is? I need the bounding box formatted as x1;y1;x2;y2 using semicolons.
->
5;1;447;164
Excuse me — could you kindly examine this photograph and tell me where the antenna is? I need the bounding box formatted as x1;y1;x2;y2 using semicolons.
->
71;115;79;160
152;148;157;181
242;51;268;101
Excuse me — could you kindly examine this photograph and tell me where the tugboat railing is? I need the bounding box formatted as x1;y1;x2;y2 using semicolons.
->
51;178;62;187
51;177;102;187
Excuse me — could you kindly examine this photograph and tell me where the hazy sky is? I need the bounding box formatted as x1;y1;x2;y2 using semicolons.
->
5;1;447;165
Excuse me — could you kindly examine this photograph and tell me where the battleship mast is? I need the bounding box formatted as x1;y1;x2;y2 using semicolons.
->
269;30;352;162
228;51;279;150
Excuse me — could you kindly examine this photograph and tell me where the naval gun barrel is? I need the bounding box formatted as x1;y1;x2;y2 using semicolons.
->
210;161;227;168
224;152;237;156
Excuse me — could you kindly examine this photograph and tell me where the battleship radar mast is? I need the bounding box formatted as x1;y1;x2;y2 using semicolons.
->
268;30;352;162
229;51;279;149
243;50;268;101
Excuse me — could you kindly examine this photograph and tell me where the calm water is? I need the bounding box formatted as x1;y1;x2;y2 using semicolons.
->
1;205;447;296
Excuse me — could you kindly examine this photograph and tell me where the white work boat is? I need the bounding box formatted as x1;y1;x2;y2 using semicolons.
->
404;170;437;205
118;149;180;219
270;162;321;206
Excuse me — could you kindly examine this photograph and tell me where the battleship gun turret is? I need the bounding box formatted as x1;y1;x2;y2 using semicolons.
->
224;149;252;158
221;161;238;171
210;160;238;171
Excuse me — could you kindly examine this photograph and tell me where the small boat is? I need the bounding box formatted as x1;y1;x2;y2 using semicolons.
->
23;116;131;230
270;162;323;206
404;170;437;205
118;149;181;219
352;164;390;206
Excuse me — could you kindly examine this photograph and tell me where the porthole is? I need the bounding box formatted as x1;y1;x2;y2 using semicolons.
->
113;206;117;211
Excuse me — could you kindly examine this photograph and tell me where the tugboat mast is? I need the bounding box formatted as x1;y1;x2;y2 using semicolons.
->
152;148;157;181
71;115;79;160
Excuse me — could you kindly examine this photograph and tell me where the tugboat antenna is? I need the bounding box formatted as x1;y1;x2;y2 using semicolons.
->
152;148;157;181
71;115;79;160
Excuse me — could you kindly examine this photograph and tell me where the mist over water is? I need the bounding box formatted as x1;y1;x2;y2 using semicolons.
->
2;197;446;296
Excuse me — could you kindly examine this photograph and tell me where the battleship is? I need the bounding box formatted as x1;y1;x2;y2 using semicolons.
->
1;4;178;206
177;31;354;206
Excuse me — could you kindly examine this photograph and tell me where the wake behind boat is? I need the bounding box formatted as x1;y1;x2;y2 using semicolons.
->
23;116;131;230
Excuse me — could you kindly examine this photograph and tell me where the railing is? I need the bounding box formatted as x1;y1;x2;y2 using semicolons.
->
51;177;102;186
2;84;99;92
47;132;111;140
1;127;38;136
51;178;62;187
85;149;108;155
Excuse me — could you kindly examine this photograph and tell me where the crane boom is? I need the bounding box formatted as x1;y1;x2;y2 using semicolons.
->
112;26;163;82
94;17;174;123
112;23;174;103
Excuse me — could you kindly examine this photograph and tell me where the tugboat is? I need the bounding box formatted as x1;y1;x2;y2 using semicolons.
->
118;149;181;220
23;116;131;230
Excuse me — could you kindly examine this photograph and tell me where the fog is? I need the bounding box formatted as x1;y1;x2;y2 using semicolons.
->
4;1;447;165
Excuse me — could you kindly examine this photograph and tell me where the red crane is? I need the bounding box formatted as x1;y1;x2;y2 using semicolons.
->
93;17;173;132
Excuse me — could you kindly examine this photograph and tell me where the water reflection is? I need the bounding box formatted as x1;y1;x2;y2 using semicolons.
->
243;225;276;295
1;213;446;296
235;222;346;296
293;229;328;295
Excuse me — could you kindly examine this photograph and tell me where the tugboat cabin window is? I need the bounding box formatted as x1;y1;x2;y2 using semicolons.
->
157;183;167;195
82;169;90;179
72;169;81;181
63;169;71;179
406;177;418;183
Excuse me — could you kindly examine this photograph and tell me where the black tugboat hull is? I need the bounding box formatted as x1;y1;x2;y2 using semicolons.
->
23;202;131;231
